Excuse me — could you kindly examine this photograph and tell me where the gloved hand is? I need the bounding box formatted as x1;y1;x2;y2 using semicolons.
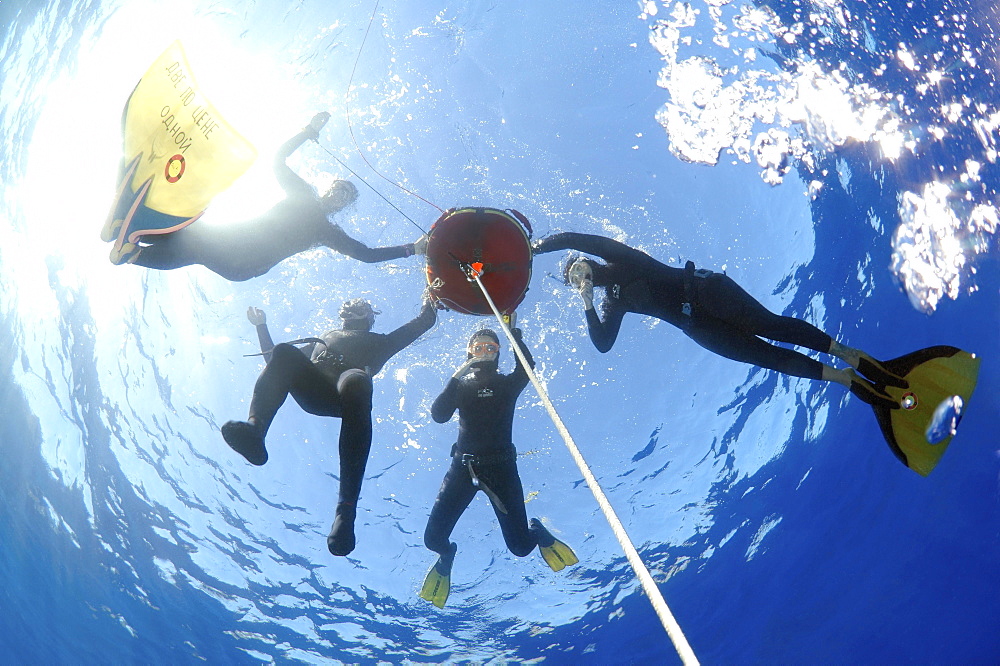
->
577;278;594;310
305;111;331;140
247;306;267;326
421;287;446;311
452;357;480;379
412;234;429;256
530;237;550;256
566;258;594;310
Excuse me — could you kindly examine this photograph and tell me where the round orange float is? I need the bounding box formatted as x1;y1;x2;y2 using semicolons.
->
425;207;533;315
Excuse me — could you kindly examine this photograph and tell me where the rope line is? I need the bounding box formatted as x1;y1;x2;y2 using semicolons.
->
345;0;445;215
469;273;700;666
316;143;428;236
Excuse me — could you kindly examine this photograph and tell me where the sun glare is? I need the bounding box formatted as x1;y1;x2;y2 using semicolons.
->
21;0;313;265
15;0;325;332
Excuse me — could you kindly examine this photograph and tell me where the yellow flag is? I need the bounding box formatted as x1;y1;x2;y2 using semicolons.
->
102;41;257;263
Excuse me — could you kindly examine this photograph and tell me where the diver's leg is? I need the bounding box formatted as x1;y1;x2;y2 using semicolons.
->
131;230;201;271
249;344;339;432
685;318;826;380
828;340;908;387
132;224;266;281
822;364;899;409
424;456;478;557
687;319;898;408
695;273;833;352
327;369;374;556
418;461;469;607
695;273;906;387
222;343;333;465
332;369;373;505
485;460;534;557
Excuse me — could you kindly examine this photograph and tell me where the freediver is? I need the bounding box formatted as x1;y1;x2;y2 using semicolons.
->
532;231;909;408
110;112;426;279
222;294;437;556
418;321;578;609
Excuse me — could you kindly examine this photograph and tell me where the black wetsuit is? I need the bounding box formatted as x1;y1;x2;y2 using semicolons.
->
424;331;543;559
534;232;833;380
133;128;415;281
248;301;436;507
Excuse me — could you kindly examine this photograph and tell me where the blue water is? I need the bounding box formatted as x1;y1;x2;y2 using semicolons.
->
2;0;998;663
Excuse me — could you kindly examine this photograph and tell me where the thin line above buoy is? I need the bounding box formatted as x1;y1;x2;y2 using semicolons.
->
316;142;428;236
344;0;445;215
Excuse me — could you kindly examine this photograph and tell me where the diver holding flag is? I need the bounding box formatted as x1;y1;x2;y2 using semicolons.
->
114;112;427;280
418;321;578;609
222;293;437;556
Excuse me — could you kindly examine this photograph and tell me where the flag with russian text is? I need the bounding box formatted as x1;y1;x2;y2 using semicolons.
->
101;40;256;264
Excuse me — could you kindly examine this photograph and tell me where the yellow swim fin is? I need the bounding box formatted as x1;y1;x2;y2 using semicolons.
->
418;543;456;609
868;346;981;476
530;518;579;572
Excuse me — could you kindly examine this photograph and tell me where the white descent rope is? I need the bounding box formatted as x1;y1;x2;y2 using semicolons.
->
471;274;699;666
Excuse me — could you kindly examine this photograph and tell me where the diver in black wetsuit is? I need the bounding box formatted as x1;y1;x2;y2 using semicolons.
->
418;324;577;608
533;232;908;408
125;112;426;280
222;295;437;557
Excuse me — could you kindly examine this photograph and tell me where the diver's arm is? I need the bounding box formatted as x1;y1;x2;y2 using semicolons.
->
327;224;415;263
509;328;535;392
382;299;438;359
430;377;461;423
432;355;472;425
586;299;625;353
274;113;330;198
533;232;651;266
247;307;276;363
272;129;315;198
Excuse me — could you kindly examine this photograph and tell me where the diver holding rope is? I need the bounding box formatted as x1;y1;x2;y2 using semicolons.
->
418;320;578;608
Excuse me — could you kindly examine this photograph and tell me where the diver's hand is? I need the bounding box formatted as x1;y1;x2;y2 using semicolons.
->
452;357;478;379
247;307;267;326
305;112;331;140
423;286;446;311
412;234;429;256
577;278;594;310
309;112;330;130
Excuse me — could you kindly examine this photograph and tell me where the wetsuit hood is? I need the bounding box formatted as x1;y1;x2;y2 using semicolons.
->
322;180;359;214
340;298;378;332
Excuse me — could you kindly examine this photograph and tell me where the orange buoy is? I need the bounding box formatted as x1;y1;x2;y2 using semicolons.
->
425;207;533;315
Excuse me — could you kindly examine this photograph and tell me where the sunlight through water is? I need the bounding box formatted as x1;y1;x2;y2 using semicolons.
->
644;0;999;313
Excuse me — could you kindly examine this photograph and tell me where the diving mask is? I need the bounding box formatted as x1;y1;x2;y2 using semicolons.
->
567;258;593;288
